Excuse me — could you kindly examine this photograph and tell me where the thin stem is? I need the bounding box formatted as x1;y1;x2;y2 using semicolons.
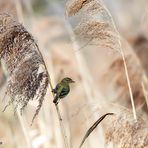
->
102;1;137;121
64;102;74;148
48;77;69;148
35;43;69;148
120;50;137;121
17;110;32;148
14;0;24;24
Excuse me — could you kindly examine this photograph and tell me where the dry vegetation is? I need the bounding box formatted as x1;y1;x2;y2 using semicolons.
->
0;0;147;148
105;109;148;148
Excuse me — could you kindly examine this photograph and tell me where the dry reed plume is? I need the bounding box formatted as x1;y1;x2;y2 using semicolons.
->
65;0;148;121
105;109;148;148
0;13;49;123
65;0;120;51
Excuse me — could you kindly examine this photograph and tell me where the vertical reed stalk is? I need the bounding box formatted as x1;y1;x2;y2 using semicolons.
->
120;49;137;121
17;110;32;148
48;77;69;148
14;0;24;23
102;2;137;121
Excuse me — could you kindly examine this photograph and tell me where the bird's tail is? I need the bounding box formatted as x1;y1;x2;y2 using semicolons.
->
53;96;59;104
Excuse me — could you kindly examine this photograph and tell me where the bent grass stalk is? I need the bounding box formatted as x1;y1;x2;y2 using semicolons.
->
79;113;114;148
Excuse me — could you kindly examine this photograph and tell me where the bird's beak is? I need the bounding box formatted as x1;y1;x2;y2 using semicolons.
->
71;80;75;83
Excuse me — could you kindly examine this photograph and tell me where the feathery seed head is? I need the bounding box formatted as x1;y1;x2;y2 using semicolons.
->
0;13;49;123
105;109;148;147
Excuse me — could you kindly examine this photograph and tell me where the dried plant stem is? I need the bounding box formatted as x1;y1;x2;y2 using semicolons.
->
48;78;69;148
36;42;65;147
101;2;137;121
14;0;24;23
37;114;51;148
120;50;137;121
41;45;68;147
37;46;69;148
17;110;32;148
8;121;18;148
33;37;69;147
64;103;74;148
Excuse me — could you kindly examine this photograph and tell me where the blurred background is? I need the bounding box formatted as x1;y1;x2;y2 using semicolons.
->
0;0;147;148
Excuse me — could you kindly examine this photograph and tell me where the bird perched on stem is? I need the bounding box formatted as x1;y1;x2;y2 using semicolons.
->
52;77;75;104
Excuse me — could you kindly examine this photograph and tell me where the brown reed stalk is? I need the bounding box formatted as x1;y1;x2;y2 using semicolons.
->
14;0;24;24
17;110;32;148
47;75;69;148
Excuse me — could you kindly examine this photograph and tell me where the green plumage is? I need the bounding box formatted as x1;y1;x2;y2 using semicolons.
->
52;77;75;104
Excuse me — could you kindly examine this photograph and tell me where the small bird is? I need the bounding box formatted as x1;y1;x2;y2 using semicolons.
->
52;77;75;104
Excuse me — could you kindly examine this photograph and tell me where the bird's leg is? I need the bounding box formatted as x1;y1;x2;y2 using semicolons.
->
52;88;56;93
56;99;60;105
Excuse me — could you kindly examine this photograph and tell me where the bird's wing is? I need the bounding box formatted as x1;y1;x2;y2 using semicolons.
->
56;83;65;97
60;85;70;98
53;84;63;104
